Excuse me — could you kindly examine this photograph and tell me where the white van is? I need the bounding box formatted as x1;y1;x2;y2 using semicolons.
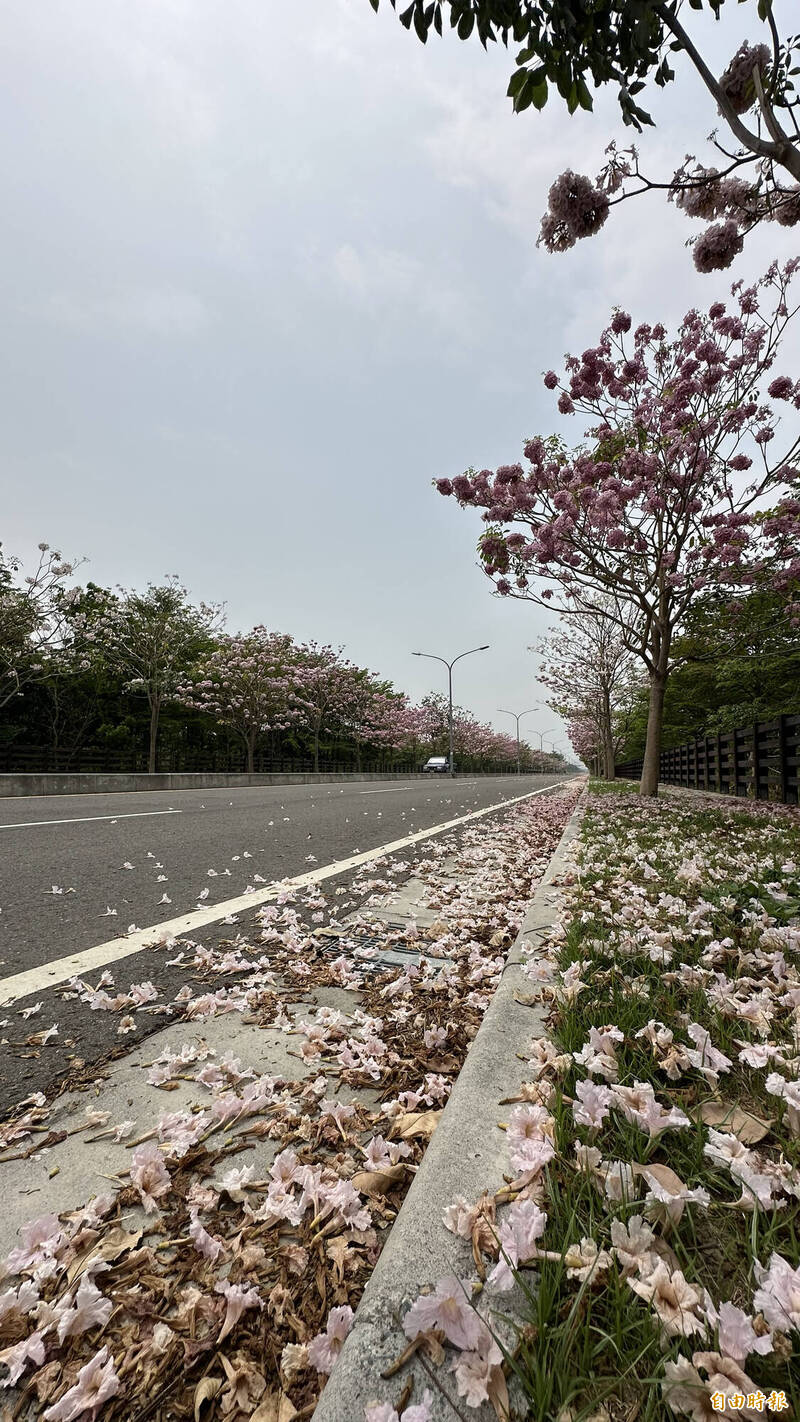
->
422;756;449;773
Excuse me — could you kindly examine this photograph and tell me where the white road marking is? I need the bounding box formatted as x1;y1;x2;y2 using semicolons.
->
359;784;473;794
0;810;183;831
0;780;578;1005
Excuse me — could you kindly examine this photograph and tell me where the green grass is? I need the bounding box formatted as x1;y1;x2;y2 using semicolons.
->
500;784;800;1421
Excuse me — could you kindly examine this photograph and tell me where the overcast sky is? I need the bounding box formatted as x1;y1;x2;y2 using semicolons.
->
2;0;798;758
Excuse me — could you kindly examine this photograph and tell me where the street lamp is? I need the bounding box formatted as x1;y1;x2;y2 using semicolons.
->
531;727;556;773
413;645;490;777
497;707;539;777
543;736;561;773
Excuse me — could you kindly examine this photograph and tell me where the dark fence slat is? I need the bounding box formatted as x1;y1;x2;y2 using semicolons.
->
615;709;800;804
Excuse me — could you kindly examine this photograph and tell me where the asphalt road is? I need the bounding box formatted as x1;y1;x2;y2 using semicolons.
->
0;775;567;980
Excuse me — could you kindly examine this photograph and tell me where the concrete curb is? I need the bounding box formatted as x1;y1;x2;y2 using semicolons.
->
313;793;586;1422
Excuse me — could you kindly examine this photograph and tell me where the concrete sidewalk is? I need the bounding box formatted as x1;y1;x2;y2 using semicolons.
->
313;799;585;1422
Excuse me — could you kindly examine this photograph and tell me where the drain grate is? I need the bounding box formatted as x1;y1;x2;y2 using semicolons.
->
312;927;446;977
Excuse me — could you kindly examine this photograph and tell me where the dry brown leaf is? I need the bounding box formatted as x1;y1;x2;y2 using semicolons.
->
193;1376;223;1420
423;920;449;938
695;1099;772;1144
351;1164;407;1196
381;1328;446;1379
489;929;512;948
251;1391;298;1422
630;1161;686;1194
65;1225;143;1286
487;1364;511;1421
421;1328;446;1367
325;1235;351;1285
393;1110;441;1141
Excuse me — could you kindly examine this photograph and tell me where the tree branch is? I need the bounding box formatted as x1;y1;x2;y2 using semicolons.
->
654;1;800;180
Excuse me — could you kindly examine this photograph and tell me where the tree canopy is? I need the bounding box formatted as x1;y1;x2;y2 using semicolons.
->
371;1;800;268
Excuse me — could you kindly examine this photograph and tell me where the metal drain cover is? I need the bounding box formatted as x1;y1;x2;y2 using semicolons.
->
312;928;446;976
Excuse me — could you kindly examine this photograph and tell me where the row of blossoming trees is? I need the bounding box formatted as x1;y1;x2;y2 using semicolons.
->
0;562;550;775
436;260;800;796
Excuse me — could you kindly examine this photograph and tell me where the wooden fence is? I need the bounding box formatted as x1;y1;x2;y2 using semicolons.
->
615;713;800;804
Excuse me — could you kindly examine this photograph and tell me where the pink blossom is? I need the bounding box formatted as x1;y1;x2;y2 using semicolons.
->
0;1331;46;1387
572;1078;613;1129
0;1279;39;1319
188;1213;224;1261
753;1252;800;1332
129;1142;171;1213
488;1199;548;1291
715;1301;773;1363
219;1165;256;1201
450;1330;502;1407
215;1280;263;1342
403;1276;483;1351
308;1304;354;1374
610;1215;657;1276
5;1214;65;1275
57;1276;113;1343
610;1080;690;1136
361;1136;393;1171
43;1346;120;1420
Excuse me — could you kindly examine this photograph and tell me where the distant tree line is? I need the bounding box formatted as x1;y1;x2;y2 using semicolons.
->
0;545;567;776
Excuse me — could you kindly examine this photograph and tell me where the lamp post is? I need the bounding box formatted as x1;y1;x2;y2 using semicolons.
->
533;726;556;772
413;645;490;777
497;707;539;776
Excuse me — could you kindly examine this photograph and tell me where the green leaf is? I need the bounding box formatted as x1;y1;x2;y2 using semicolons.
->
457;10;474;39
531;78;549;110
507;67;530;98
368;0;379;11
514;73;534;111
413;6;428;41
433;3;442;36
576;77;593;111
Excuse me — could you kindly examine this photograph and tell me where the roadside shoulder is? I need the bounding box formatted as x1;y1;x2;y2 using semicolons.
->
313;796;586;1422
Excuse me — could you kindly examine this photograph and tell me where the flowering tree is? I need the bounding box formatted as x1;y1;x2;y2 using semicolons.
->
76;579;223;774
0;542;80;711
372;2;800;270
336;675;433;769
176;628;311;773
533;600;639;780
416;692;527;767
293;643;361;772
437;261;800;796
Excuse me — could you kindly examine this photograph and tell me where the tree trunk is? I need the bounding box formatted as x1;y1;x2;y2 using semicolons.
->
246;728;256;774
148;696;161;775
600;685;615;781
639;671;667;797
313;719;320;773
355;739;362;773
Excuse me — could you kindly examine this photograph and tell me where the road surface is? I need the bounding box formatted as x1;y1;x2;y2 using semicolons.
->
0;774;569;1105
